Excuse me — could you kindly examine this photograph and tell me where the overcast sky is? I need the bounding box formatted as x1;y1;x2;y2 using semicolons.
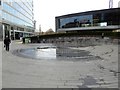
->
33;0;119;32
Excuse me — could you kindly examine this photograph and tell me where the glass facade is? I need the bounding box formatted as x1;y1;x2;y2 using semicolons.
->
0;0;34;40
60;15;93;28
2;0;34;28
56;8;120;31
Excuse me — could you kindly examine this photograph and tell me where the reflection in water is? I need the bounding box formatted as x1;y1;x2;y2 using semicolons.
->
35;48;56;59
21;48;56;60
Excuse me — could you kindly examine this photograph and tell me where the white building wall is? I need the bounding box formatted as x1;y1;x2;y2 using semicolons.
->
118;1;120;7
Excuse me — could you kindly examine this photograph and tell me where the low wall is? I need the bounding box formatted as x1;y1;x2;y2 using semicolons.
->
24;31;120;45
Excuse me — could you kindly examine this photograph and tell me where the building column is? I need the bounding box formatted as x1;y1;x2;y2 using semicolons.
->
0;23;3;41
11;26;16;40
2;24;5;41
8;25;11;39
13;29;15;40
3;24;11;39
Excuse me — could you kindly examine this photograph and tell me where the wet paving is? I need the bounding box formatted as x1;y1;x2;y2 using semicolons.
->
78;76;98;88
3;40;119;88
13;45;102;61
12;37;118;61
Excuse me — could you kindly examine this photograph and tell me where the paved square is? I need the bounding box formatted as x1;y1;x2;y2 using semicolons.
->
2;39;119;88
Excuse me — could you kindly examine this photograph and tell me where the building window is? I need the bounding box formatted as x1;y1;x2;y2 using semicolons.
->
59;15;93;29
11;27;13;30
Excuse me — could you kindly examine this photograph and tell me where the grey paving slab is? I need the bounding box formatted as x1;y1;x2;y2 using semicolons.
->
2;41;119;88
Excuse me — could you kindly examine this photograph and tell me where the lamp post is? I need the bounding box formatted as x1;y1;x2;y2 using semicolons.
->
38;25;41;43
39;24;41;35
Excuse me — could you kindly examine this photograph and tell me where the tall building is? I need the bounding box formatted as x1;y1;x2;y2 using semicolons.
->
0;0;34;40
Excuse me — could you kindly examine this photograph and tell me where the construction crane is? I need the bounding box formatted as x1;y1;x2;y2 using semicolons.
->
109;0;113;8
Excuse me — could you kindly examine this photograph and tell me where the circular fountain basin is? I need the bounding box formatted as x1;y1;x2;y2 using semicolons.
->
13;45;102;61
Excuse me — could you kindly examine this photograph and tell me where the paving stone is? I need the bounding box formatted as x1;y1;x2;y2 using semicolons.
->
57;85;78;88
64;81;83;86
2;41;118;88
86;84;100;88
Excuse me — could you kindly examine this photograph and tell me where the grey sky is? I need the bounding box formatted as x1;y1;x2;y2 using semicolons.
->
33;0;119;32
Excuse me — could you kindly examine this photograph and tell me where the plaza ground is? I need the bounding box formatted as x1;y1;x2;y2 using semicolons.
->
1;39;119;88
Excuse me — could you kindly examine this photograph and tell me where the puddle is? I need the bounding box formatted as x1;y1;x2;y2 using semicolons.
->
78;76;98;88
13;45;102;61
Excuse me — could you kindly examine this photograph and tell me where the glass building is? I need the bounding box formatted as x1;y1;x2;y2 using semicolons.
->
0;0;34;40
55;8;120;32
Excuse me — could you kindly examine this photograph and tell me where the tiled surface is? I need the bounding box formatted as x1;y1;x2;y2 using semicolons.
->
2;40;119;88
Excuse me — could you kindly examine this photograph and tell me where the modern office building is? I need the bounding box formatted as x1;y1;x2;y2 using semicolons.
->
0;0;34;40
55;8;120;32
